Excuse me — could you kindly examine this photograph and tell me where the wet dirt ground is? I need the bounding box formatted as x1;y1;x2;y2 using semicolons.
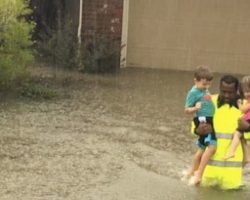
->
0;67;249;200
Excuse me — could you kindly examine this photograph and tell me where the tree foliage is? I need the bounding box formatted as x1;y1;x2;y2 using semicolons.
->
0;0;34;89
30;0;78;69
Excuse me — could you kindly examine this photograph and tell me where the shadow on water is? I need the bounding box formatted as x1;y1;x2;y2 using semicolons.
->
0;67;248;199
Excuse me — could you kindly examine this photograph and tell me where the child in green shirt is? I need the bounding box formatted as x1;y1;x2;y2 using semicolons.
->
184;66;216;185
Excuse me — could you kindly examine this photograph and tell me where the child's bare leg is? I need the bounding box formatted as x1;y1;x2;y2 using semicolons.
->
191;145;216;185
223;131;242;160
187;149;204;176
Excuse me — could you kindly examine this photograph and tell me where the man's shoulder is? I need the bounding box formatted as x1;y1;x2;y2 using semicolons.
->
211;94;218;102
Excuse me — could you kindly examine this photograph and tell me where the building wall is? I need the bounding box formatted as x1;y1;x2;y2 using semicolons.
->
80;0;123;72
126;0;250;74
81;0;123;43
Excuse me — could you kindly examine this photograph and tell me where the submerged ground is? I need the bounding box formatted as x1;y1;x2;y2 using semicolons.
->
0;66;249;200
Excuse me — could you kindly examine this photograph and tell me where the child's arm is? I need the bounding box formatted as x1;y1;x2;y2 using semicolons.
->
185;102;201;114
238;100;250;113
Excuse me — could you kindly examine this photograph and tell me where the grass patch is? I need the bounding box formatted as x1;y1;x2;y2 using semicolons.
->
21;83;58;99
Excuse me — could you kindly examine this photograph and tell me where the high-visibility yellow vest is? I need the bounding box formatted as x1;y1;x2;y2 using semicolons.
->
201;95;243;190
244;132;250;140
244;130;250;140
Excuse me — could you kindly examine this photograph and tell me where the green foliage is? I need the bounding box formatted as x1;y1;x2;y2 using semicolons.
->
83;34;121;73
36;17;78;69
0;0;34;89
21;83;58;99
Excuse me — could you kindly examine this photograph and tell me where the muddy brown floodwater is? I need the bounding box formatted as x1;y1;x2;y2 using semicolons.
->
0;67;249;200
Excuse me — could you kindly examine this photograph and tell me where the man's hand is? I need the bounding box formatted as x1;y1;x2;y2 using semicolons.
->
238;118;250;131
195;122;212;136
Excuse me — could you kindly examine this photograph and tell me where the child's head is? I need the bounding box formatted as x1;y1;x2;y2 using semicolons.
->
194;66;213;89
240;75;250;98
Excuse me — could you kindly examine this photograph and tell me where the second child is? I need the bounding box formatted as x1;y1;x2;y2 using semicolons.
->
223;75;250;160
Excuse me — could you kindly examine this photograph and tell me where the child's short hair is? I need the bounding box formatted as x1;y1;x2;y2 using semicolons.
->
240;75;250;93
194;66;213;81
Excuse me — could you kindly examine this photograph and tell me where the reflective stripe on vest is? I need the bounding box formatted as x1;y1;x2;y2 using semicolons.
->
216;132;233;139
208;160;242;167
209;132;242;168
217;132;250;141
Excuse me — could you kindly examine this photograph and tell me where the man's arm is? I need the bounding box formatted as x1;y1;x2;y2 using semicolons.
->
238;118;250;130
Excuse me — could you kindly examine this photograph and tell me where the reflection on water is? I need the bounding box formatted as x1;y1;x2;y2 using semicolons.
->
0;68;248;199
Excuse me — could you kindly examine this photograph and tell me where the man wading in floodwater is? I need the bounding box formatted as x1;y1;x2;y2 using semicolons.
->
193;75;250;189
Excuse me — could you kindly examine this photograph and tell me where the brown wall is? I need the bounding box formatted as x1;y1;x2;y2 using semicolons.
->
82;0;123;41
126;0;250;74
